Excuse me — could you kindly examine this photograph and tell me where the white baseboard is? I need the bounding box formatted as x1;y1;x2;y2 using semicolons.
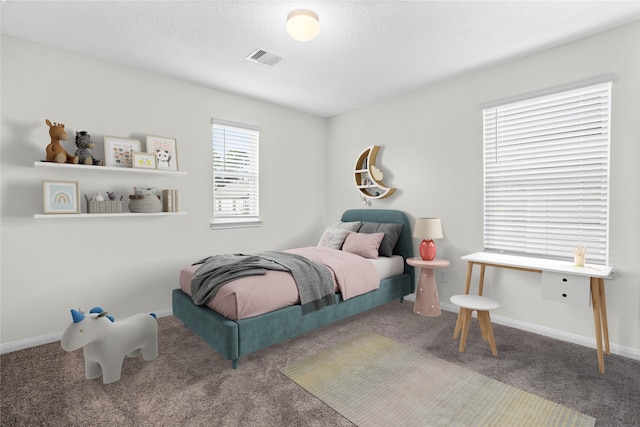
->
0;308;173;355
1;331;64;355
3;304;639;362
440;302;640;361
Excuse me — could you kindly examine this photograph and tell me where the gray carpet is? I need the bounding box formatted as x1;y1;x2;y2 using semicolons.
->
2;300;639;426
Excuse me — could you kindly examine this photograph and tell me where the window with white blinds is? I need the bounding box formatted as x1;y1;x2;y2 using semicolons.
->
212;121;260;227
482;80;611;265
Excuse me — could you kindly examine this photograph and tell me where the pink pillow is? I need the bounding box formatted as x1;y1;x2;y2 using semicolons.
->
342;232;385;259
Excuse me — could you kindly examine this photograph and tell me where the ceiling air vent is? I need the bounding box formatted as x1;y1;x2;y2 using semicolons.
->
245;49;284;66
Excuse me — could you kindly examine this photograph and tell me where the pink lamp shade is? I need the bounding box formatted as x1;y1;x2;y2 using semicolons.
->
413;218;443;261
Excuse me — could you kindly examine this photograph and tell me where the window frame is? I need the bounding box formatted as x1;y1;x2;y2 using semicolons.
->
481;76;612;265
211;119;261;229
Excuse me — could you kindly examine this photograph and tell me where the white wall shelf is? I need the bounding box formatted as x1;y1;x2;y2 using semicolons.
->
34;161;187;176
34;212;187;219
34;161;186;217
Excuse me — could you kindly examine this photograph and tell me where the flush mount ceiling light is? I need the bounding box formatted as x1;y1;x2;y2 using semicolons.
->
286;9;319;42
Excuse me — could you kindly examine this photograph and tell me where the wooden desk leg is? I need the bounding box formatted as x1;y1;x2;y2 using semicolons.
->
591;277;605;373
478;265;486;296
464;262;473;294
413;268;441;317
598;278;610;354
455;262;474;337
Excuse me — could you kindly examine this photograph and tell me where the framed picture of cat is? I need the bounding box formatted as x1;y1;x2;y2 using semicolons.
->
146;135;178;171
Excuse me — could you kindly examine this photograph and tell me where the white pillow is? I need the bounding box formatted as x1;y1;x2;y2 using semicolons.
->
317;227;351;249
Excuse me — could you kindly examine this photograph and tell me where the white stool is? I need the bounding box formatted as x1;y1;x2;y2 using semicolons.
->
450;294;500;356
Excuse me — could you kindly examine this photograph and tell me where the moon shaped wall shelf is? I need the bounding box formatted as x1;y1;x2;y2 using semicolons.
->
354;145;396;199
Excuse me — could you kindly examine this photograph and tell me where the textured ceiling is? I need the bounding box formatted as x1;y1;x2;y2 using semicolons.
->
1;1;638;117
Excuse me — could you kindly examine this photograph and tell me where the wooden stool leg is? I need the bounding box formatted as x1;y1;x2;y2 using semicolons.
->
478;311;498;356
459;308;472;353
453;308;463;339
478;311;489;341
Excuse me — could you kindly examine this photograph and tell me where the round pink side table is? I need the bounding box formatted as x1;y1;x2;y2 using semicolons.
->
406;257;450;317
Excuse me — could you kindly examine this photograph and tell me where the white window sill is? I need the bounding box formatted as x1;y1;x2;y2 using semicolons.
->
210;218;262;230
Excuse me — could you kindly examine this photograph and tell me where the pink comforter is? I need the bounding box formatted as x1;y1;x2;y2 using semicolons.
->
180;246;380;321
284;247;379;300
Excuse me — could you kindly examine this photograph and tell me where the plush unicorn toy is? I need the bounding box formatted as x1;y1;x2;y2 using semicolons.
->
61;307;158;384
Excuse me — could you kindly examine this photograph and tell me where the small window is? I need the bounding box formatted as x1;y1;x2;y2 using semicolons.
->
211;120;260;228
482;79;612;265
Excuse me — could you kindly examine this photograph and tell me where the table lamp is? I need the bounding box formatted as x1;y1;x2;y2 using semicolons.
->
414;218;443;261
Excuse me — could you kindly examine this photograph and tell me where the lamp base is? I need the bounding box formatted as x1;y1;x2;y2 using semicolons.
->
419;239;437;261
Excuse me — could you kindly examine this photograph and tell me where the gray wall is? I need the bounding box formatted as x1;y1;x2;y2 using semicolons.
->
2;21;639;359
1;35;328;348
326;21;639;357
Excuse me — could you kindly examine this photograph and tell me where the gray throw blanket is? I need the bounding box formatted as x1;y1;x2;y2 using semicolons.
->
190;251;335;314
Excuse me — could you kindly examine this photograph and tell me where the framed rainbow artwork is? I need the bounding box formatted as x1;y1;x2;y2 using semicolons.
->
42;180;80;214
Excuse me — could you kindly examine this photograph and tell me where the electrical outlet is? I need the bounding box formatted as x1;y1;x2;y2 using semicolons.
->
436;269;447;284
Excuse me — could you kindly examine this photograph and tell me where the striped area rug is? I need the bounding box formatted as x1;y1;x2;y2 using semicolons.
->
280;333;595;427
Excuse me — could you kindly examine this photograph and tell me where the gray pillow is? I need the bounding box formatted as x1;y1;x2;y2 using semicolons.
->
358;222;404;257
330;221;362;231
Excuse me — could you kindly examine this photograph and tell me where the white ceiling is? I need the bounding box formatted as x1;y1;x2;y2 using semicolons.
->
1;1;638;118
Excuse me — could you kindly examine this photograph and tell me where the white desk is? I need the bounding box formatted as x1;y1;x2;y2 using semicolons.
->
461;252;613;373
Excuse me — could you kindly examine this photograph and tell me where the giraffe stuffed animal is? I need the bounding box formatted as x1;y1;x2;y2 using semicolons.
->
45;119;79;164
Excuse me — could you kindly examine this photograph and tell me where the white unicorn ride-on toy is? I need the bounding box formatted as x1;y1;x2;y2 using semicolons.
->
61;307;158;384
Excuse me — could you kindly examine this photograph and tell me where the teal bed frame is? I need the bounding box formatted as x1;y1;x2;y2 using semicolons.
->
172;209;415;368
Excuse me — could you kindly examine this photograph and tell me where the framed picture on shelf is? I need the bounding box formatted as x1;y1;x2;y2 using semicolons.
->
146;135;178;171
132;151;157;170
42;180;80;214
104;136;141;168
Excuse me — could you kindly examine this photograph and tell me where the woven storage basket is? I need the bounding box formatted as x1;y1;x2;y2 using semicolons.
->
87;200;123;214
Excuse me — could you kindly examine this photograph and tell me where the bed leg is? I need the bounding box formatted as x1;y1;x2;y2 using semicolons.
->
232;359;238;369
400;296;404;303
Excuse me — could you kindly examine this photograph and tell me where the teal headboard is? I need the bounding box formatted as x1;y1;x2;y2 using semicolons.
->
341;209;415;286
